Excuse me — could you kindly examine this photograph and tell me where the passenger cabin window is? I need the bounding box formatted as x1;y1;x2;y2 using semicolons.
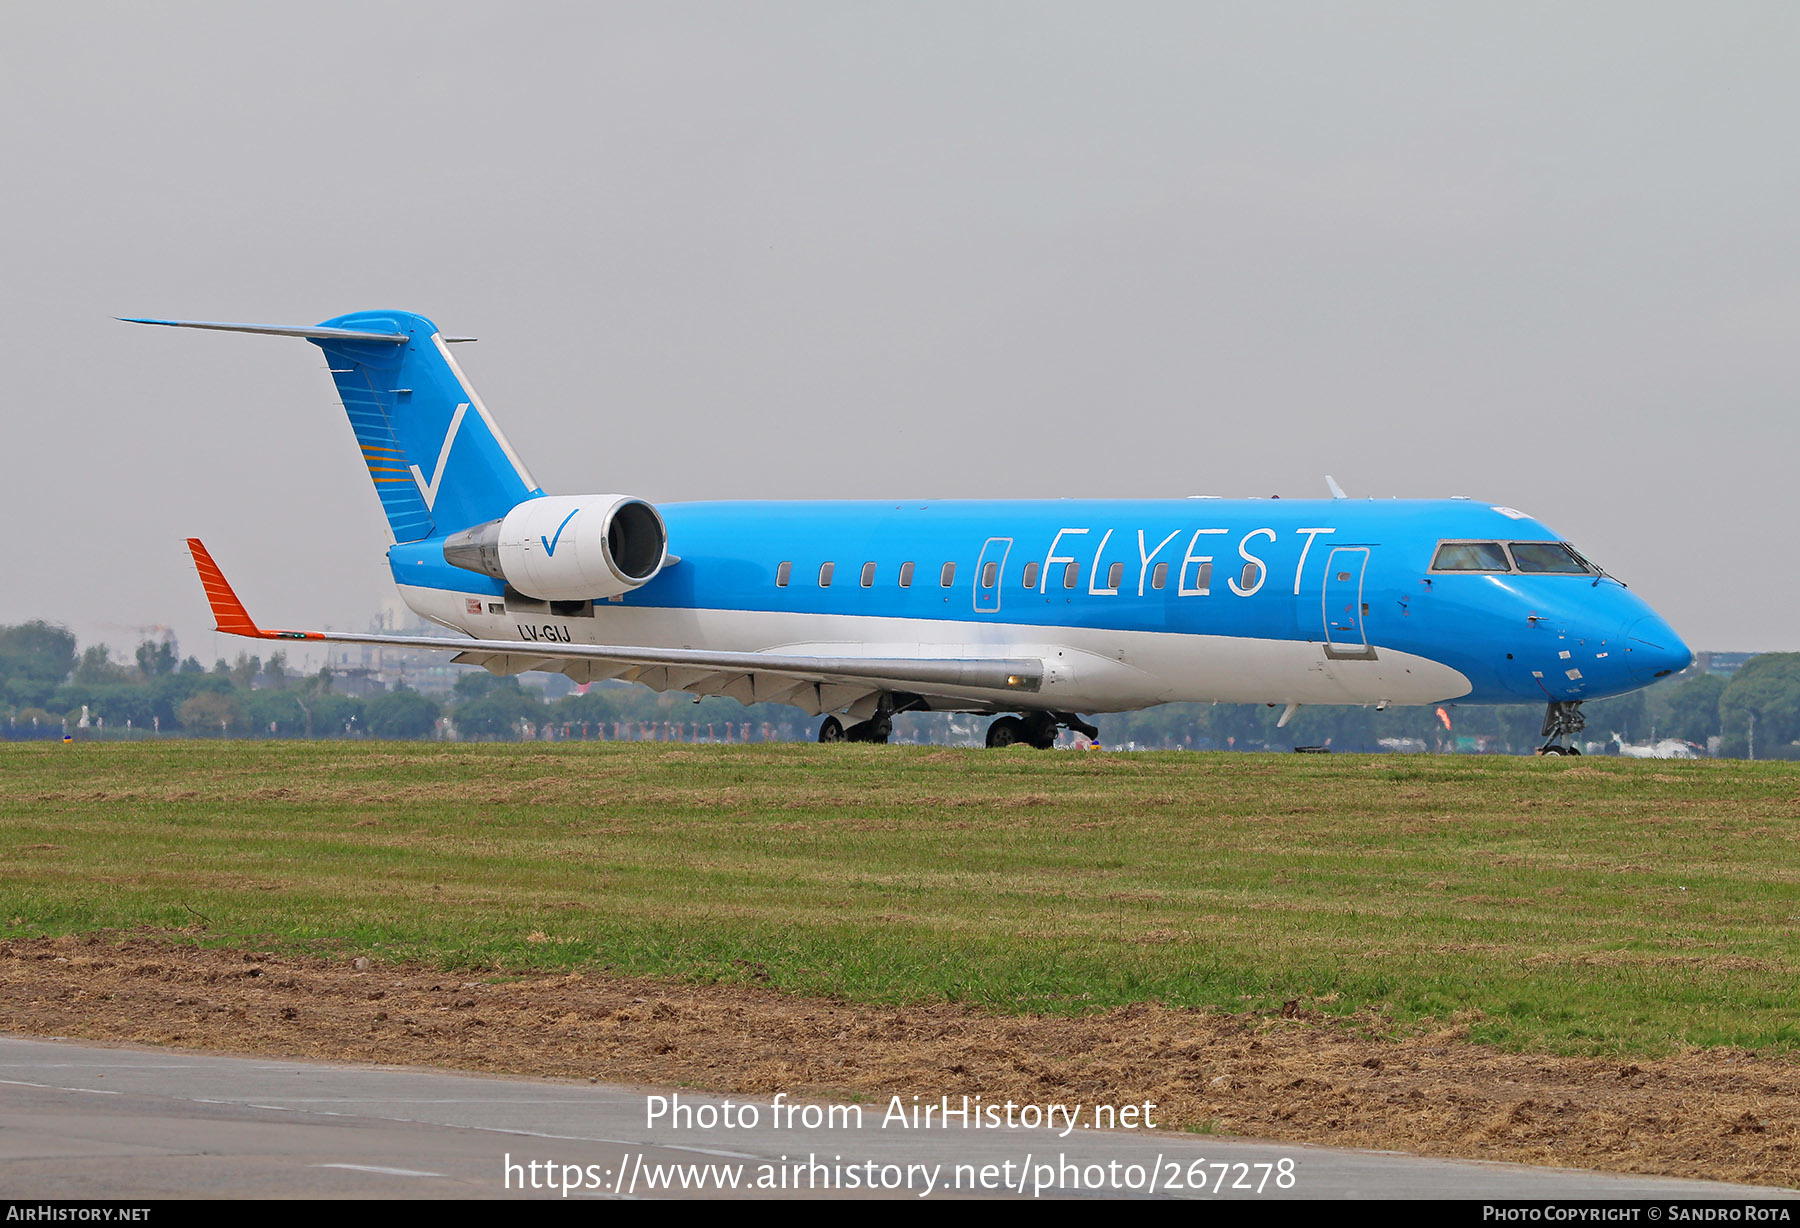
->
1432;541;1510;572
1240;562;1261;590
1509;542;1592;574
775;561;792;588
981;561;998;588
940;562;956;587
1151;562;1168;590
1107;562;1124;590
819;562;835;587
1062;561;1079;589
860;561;876;587
899;561;914;587
1022;561;1040;589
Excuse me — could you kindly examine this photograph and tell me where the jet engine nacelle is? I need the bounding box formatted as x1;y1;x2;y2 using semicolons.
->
442;494;668;601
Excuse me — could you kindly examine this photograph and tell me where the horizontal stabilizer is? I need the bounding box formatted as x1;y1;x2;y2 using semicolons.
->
139;309;537;542
121;317;408;343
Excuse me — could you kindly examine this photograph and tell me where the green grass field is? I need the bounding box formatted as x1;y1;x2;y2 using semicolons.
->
4;741;1796;1056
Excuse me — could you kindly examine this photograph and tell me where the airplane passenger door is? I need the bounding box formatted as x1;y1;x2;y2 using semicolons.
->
1322;546;1377;660
974;537;1011;614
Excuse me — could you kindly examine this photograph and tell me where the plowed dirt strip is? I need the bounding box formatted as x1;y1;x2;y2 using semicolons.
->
1;935;1793;1189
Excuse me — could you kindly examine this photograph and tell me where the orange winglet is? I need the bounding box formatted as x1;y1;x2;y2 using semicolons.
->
185;539;320;641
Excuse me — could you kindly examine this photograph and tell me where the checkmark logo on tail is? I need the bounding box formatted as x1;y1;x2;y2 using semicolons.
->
542;507;579;556
409;402;469;511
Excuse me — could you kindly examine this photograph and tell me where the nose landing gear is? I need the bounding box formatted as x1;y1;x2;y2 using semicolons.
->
1536;700;1586;756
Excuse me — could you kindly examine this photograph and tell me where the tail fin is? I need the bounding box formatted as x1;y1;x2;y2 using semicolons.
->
126;311;542;541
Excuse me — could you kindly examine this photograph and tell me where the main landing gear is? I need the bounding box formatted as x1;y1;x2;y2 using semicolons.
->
816;713;893;744
816;707;1097;749
985;711;1099;750
1536;700;1586;757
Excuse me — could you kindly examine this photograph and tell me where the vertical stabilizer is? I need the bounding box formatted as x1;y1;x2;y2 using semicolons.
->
312;310;541;540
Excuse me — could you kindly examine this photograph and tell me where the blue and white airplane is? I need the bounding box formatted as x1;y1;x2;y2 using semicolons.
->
130;310;1692;753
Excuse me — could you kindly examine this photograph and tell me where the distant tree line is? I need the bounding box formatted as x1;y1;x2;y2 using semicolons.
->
0;620;1794;756
1091;671;1724;755
0;622;828;744
1089;657;1799;756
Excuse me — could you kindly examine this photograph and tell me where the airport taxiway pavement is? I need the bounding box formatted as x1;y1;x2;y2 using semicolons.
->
0;1034;1791;1199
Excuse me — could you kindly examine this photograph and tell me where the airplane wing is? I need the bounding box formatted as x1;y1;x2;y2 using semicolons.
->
187;540;1044;718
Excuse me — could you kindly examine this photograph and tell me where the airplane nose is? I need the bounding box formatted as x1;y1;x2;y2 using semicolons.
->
1624;616;1693;682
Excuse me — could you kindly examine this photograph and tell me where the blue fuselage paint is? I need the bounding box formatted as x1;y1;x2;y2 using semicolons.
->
388;496;1691;708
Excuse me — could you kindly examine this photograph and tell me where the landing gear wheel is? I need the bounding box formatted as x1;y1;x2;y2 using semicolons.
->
817;716;844;744
1020;712;1059;750
985;716;1026;748
1538;700;1586;758
845;716;892;744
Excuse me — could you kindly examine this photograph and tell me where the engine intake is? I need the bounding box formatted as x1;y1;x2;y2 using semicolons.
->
443;495;668;601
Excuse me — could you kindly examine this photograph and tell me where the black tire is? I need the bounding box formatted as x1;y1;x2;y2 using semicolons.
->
1538;745;1568;757
818;716;845;744
845;718;890;745
985;715;1025;748
1021;713;1059;750
1568;745;1582;756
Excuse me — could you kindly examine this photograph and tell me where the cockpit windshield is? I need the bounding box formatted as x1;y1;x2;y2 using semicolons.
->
1508;542;1594;574
1431;541;1511;572
1430;540;1601;576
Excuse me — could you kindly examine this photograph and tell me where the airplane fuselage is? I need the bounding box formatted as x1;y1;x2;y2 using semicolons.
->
389;496;1689;715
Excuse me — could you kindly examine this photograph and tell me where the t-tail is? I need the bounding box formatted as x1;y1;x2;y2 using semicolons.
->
122;311;542;540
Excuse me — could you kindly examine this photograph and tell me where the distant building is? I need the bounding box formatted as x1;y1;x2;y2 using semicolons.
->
1693;651;1757;678
323;596;566;697
324;641;474;696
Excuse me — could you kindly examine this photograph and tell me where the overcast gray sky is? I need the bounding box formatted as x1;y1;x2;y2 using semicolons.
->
4;2;1796;665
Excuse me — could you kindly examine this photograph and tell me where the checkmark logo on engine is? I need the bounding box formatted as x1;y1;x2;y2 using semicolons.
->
542;508;579;556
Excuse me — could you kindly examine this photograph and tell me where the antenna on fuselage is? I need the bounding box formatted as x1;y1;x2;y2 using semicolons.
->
1324;475;1348;499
